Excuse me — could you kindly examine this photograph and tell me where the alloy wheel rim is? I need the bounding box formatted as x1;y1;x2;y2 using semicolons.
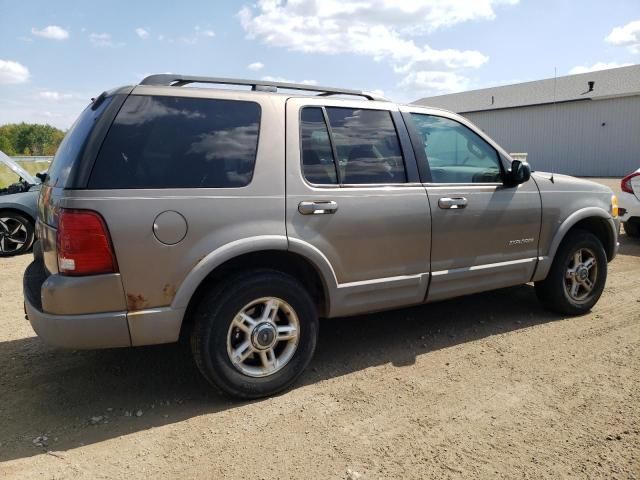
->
0;217;28;254
564;247;598;302
226;297;300;378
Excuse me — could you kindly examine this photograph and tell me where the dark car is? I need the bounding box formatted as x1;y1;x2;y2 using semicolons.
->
0;151;42;256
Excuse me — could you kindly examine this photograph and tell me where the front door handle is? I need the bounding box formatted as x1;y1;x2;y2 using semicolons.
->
438;197;468;209
298;200;339;215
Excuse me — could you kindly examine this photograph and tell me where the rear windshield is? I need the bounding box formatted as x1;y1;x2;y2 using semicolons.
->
46;97;113;187
88;95;261;189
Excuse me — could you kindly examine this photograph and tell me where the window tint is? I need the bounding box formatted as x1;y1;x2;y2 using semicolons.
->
410;113;502;183
47;97;113;188
300;108;337;184
326;107;406;184
89;96;260;189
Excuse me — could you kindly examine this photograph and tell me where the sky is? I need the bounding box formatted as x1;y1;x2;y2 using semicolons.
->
1;0;639;129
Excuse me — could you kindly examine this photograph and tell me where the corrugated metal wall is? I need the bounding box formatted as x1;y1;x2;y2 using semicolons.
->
464;96;640;177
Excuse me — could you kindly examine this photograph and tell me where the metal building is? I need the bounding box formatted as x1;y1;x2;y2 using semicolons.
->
413;65;640;177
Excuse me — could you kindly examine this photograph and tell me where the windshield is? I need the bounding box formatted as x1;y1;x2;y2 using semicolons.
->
0;150;39;185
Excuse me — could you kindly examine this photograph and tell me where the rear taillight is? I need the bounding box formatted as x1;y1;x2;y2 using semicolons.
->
57;209;118;276
621;172;640;194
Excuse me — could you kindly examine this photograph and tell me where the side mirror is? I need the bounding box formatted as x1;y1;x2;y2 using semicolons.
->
508;159;531;186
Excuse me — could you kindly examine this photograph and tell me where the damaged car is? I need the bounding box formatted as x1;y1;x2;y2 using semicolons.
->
0;151;45;256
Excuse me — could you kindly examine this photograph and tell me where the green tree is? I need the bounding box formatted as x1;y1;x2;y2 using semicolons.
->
0;123;66;156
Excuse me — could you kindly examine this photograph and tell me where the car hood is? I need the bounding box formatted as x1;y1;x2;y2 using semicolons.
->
531;171;613;195
0;150;39;185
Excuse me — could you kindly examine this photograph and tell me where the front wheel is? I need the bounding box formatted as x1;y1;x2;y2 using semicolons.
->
535;229;607;315
0;212;35;257
190;270;318;399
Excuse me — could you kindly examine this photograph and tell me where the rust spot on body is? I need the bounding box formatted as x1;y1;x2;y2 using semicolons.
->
126;293;149;311
162;283;177;302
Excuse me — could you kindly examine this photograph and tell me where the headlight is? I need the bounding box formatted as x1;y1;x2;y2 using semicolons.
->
611;195;619;218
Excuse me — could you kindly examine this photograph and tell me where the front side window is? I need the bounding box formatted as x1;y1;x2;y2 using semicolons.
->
410;113;502;183
326;107;406;184
89;96;261;189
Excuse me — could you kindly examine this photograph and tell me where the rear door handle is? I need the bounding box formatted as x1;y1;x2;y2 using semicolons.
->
298;200;339;215
438;197;468;209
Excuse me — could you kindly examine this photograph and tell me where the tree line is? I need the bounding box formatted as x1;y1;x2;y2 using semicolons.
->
0;123;66;156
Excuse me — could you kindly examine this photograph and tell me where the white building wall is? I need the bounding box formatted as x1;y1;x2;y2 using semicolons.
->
463;96;640;177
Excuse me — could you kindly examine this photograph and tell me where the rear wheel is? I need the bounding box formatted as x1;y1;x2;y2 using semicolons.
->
624;219;640;238
190;270;318;399
535;229;607;315
0;212;34;257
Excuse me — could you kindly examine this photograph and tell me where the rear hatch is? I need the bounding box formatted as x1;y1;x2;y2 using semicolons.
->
37;87;132;274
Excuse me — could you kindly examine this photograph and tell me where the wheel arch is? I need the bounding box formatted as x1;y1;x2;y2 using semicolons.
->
0;205;36;224
535;207;617;281
173;238;336;340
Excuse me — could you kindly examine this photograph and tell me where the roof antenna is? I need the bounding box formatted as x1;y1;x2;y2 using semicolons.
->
550;67;557;183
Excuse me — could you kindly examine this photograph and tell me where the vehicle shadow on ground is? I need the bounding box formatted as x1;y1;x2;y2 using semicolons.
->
0;283;566;463
619;232;640;257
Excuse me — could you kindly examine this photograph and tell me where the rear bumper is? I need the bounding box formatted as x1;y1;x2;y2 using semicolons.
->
23;260;132;349
23;260;185;349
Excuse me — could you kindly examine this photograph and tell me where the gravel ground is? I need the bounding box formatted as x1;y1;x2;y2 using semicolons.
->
0;180;638;479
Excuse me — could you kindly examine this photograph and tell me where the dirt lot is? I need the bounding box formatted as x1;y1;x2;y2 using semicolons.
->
1;193;639;479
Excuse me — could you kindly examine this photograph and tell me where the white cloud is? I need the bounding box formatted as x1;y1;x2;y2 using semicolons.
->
0;59;30;84
239;3;489;71
89;32;123;48
568;61;633;75
135;27;150;39
262;76;317;85
399;71;470;94
605;20;640;53
194;25;215;37
238;0;508;97
248;62;265;71
175;26;215;45
38;91;73;101
31;25;69;40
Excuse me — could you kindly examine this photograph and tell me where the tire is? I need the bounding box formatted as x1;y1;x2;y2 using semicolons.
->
0;211;35;257
190;269;318;399
623;220;640;238
535;229;607;315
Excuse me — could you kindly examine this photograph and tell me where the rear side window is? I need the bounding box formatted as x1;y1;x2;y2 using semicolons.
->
89;96;261;189
300;107;338;185
47;97;113;187
326;107;406;184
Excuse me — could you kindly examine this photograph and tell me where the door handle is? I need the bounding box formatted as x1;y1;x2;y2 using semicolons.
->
298;200;339;215
438;197;468;209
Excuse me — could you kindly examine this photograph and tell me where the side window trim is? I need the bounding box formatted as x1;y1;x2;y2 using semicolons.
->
320;107;342;185
393;111;422;184
407;112;505;185
401;110;432;183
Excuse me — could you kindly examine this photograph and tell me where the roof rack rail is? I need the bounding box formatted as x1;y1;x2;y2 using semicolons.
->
139;74;389;101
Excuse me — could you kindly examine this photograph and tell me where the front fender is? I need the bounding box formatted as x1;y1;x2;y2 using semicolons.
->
533;207;617;281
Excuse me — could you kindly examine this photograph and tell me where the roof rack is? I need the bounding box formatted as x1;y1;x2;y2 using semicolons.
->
139;74;389;101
